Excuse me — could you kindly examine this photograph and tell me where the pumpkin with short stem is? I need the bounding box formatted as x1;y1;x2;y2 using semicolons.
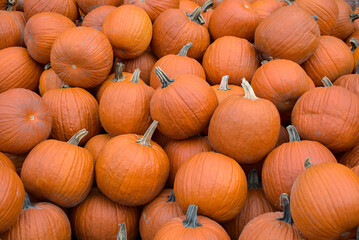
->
252;0;287;22
96;121;170;206
352;165;359;176
51;27;113;88
102;5;152;59
84;134;111;162
38;64;65;96
202;36;259;85
70;188;140;240
179;0;199;12
150;67;218;140
23;0;78;21
154;205;230;239
21;129;94;208
292;77;359;153
150;43;206;89
262;125;337;210
0;88;52;154
0;10;23;50
82;6;116;31
151;7;210;59
222;169;275;239
0;0;16;10
24;12;76;64
75;0;121;15
340;143;359;168
3;192;71;239
333;61;359;96
174;152;247;221
211;75;245;104
0;165;25;234
0;47;42;92
254;5;320;64
100;69;155;136
208;79;280;164
291;159;359;239
331;0;358;40
0;152;15;171
140;189;185;240
43;86;101;145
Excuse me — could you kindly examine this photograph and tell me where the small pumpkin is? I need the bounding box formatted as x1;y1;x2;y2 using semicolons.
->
211;75;245;104
38;64;65;96
0;10;23;50
251;0;287;22
333;61;359;96
82;6;116;31
23;0;78;21
340;143;359;168
75;0;122;15
84;134;111;162
0;152;15;171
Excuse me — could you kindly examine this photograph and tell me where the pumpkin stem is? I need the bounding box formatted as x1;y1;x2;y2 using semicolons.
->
286;125;301;142
186;7;206;25
261;56;273;65
166;190;176;202
277;193;293;224
183;205;203;228
178;43;193;57
154;67;174;88
350;38;359;52
5;0;15;11
217;75;231;91
23;191;35;210
44;63;52;70
321;76;333;87
136;121;158;147
312;16;319;21
283;0;294;5
350;13;359;22
61;84;71;88
356;61;359;75
112;62;126;82
241;78;258;100
129;69;141;83
67;129;89;145
116;223;127;240
304;158;313;169
202;0;213;12
247;169;261;189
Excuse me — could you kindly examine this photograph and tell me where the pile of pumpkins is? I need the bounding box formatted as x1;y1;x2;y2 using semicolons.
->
0;0;359;239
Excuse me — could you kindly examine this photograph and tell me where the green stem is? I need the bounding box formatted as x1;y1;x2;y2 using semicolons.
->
183;205;203;228
350;38;358;52
166;190;176;202
261;56;273;65
116;223;127;240
44;63;52;70
247;169;260;189
313;16;319;21
186;7;206;25
202;0;213;12
277;193;293;224
217;75;231;91
67;129;89;145
304;158;313;169
23;192;35;210
286;125;301;142
135;121;158;147
350;13;359;22
241;78;258;100
178;43;193;57
129;69;141;83
321;76;333;87
5;0;15;11
154;67;174;88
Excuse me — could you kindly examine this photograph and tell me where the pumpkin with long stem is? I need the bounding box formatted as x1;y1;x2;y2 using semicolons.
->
333;60;359;96
23;0;78;21
211;75;245;104
82;5;116;31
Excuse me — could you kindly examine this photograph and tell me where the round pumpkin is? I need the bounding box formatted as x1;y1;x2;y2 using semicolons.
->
333;62;359;96
0;152;15;171
251;0;287;22
202;36;259;85
340;143;359;168
82;6;116;31
150;67;218;140
0;10;23;50
174;152;247;221
23;0;78;21
208;79;280;164
70;188;140;240
0;88;52;155
38;64;65;96
331;0;355;40
21;129;94;208
84;134;111;162
211;75;245;104
139;189;185;240
75;0;121;15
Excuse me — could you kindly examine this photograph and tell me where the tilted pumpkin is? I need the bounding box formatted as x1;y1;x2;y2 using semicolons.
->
23;0;78;21
80;5;116;31
211;75;245;104
75;0;121;15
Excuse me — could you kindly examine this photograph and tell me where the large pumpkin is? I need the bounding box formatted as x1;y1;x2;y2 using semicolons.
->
340;143;359;168
211;75;245;104
0;152;15;171
251;0;287;22
333;61;359;96
75;0;122;15
330;0;356;40
84;134;111;162
21;129;94;208
0;88;52;155
150;67;218;140
202;36;259;85
23;0;78;21
38;65;65;96
82;6;116;31
0;10;23;50
174;152;247;221
208;79;280;164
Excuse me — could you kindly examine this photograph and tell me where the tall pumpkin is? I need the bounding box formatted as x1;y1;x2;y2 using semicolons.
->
75;0;122;15
333;61;359;96
38;64;65;96
21;129;94;208
23;0;78;21
84;134;111;162
211;75;245;104
82;6;116;31
251;0;287;22
0;10;23;50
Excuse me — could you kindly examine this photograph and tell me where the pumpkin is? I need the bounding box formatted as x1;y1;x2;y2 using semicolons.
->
102;5;152;59
333;61;359;96
0;165;25;233
3;192;71;240
21;129;94;208
23;0;78;21
70;188;140;240
0;88;52;155
96;121;170;206
8;11;26;47
290;159;359;239
340;143;359;168
208;79;280;164
150;43;206;89
82;6;116;31
0;152;15;171
174;152;247;221
4;153;27;175
352;165;359;176
239;193;304;240
179;0;199;12
0;47;42;92
24;12;75;64
251;59;315;112
154;205;230;240
209;0;260;41
38;64;65;96
262;125;337;210
76;0;122;15
222;169;275;239
0;10;23;50
211;75;245;104
100;69;155;136
139;189;185;240
202;36;259;85
123;0;180;22
164;136;212;187
0;0;16;10
51;27;113;88
252;0;287;22
150;67;218;139
254;5;320;64
43;86;101;145
84;134;111;162
331;0;356;40
151;7;210;59
292;77;359;153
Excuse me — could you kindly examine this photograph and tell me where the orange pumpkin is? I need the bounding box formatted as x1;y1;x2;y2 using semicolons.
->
211;75;245;104
23;0;78;21
38;64;65;96
251;0;287;22
0;10;24;50
340;143;359;168
331;0;355;40
84;134;111;162
8;11;26;47
82;6;116;31
51;27;113;88
75;0;122;15
179;0;199;12
202;0;213;28
333;62;359;96
0;88;52;155
0;152;15;171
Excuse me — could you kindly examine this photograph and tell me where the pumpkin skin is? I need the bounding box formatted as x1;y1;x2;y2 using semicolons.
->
70;188;140;240
202;36;259;85
0;10;23;50
330;0;354;40
21;130;94;208
38;66;65;96
96;121;170;206
43;87;101;145
84;134;111;162
51;27;113;88
211;76;245;104
0;47;42;92
75;0;121;15
251;59;315;112
251;0;287;22
333;67;359;96
179;0;199;12
352;165;359;176
23;0;78;21
9;11;26;47
291;161;359;240
0;152;15;171
254;5;320;64
139;189;185;240
24;12;75;64
124;0;180;22
82;6;116;31
102;5;152;59
0;88;52;155
340;143;359;168
0;166;25;234
174;152;247;222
